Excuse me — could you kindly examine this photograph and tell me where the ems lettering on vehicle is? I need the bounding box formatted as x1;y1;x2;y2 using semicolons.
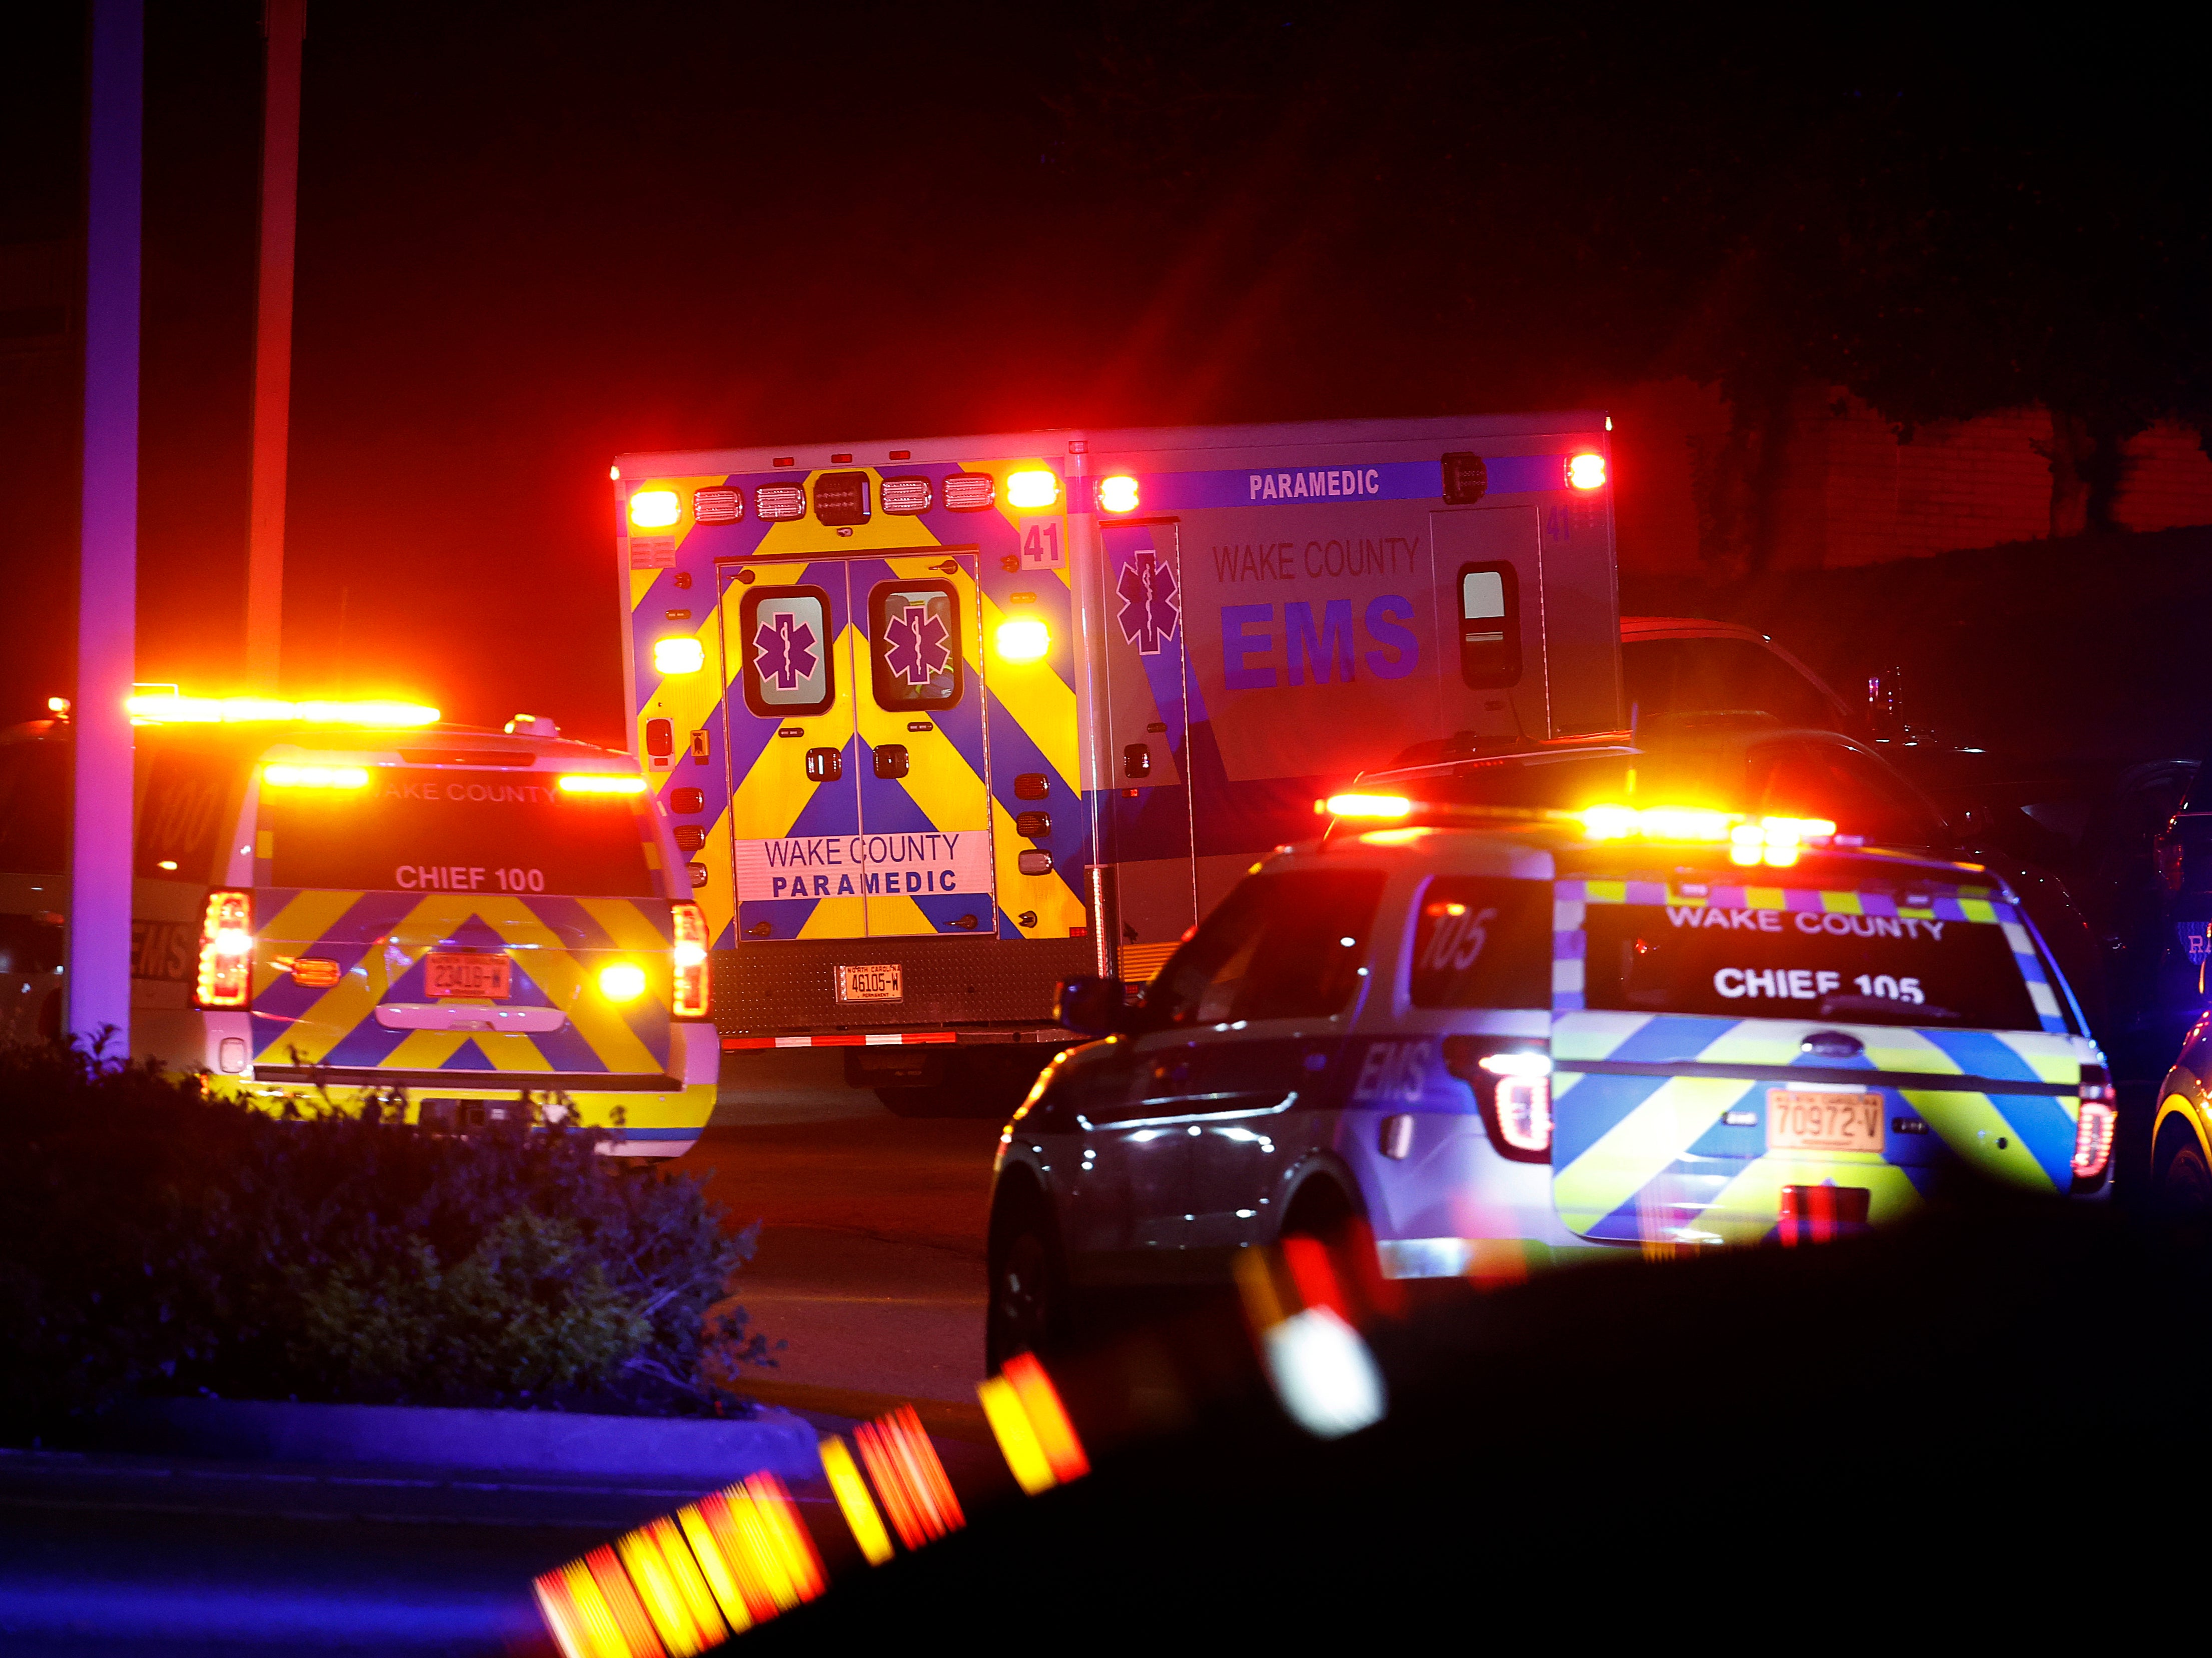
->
617;414;1616;1059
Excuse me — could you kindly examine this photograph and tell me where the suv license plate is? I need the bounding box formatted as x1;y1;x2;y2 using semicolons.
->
1766;1089;1883;1153
425;953;511;1000
836;964;903;1003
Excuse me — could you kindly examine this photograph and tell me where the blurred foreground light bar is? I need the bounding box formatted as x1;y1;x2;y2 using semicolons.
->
978;1352;1090;1495
535;1473;824;1658
128;688;440;726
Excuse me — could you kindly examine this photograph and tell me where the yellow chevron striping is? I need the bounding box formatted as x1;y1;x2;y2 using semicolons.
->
977;590;1079;789
1549;1011;1650;1062
1694;1156;1921;1243
1900;1088;2059;1191
1551;1074;1754;1233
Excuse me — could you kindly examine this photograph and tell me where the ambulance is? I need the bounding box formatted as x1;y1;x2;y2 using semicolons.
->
1;694;718;1155
615;416;1618;1099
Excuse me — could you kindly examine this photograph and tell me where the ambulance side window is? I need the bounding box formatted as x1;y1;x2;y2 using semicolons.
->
0;742;68;874
135;747;235;880
867;580;964;711
1406;877;1552;1008
738;586;836;718
1149;871;1389;1026
1457;562;1521;689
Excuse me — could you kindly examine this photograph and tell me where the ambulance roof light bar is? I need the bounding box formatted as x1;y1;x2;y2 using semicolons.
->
128;688;441;727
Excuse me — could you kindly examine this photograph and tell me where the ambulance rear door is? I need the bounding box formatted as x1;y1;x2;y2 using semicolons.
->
849;552;996;936
717;560;863;941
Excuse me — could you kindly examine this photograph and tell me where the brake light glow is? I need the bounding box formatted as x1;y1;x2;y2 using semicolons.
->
599;963;647;1002
1096;475;1140;513
755;483;805;521
942;473;995;511
672;901;711;1019
128;690;440;726
1322;792;1413;820
693;486;742;523
2073;1064;2117;1180
1481;1052;1553;1153
1005;469;1059;509
262;763;369;788
995;618;1050;661
880;477;932;514
654;637;706;675
559;773;647;794
1566;453;1607;490
628;489;681;528
195;889;253;1009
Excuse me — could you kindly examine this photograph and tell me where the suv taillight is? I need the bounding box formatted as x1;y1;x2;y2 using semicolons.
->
2072;1063;2117;1181
194;889;254;1009
671;901;710;1019
1443;1037;1552;1161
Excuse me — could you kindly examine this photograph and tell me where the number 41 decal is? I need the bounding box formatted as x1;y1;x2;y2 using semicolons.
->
1020;520;1062;567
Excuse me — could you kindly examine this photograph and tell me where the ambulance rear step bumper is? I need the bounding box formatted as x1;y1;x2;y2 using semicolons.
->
711;936;1093;1035
722;1028;1074;1051
249;1066;682;1091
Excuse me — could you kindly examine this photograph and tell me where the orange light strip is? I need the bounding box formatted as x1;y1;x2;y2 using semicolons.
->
854;1405;965;1549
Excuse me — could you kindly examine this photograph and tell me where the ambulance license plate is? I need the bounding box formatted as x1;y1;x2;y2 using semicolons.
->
1766;1089;1883;1153
836;964;903;1003
426;954;511;1000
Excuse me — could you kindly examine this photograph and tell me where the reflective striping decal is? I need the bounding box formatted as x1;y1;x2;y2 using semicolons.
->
1550;871;2089;1243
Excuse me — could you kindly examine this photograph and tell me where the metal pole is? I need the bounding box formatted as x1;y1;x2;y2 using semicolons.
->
244;0;306;692
71;0;144;1053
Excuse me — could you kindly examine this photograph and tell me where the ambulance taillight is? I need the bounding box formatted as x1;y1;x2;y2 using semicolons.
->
880;477;933;515
195;890;254;1010
1005;469;1059;509
628;489;681;528
756;483;806;521
1566;453;1607;491
693;486;742;524
942;473;995;512
671;902;711;1019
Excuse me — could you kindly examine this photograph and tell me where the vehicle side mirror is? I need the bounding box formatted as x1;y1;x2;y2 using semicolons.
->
1055;976;1127;1038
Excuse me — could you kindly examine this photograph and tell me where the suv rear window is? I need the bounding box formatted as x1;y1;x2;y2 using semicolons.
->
262;768;656;898
1407;876;1551;1008
1581;896;2054;1031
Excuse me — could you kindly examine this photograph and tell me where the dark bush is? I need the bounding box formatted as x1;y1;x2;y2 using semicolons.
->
0;1038;770;1431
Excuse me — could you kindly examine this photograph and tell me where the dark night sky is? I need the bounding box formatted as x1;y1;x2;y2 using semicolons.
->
2;6;2200;745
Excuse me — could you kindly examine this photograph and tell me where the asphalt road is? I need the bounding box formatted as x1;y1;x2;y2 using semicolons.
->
690;1051;1006;1436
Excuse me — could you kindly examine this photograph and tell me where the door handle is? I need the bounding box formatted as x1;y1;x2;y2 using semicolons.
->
805;747;842;783
873;743;908;779
1123;743;1151;778
932;559;959;574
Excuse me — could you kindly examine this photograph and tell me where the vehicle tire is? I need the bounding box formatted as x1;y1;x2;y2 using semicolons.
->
2154;1118;2212;1219
1279;1176;1356;1245
985;1189;1071;1372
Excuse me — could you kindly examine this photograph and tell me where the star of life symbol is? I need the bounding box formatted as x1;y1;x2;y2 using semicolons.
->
1116;549;1180;655
882;603;952;685
754;611;818;690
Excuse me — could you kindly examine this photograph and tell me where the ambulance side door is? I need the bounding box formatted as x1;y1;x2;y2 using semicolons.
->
1099;520;1195;978
716;562;864;941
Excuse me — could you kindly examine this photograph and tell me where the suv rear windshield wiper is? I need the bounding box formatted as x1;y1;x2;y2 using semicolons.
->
1815;993;1964;1024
